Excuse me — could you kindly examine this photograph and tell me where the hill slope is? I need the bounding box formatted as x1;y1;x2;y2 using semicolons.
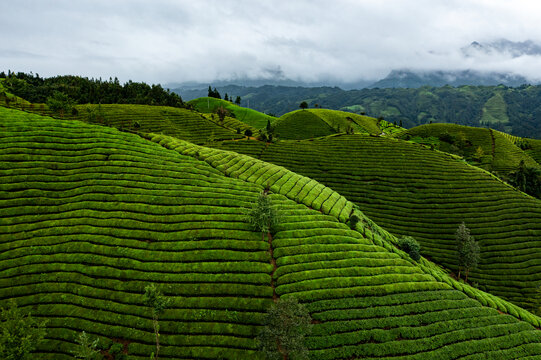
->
210;134;541;310
187;97;276;129
3;107;541;359
273;109;402;140
398;123;539;173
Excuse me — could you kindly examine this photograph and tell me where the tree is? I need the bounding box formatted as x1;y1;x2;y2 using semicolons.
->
348;214;360;230
235;96;241;105
0;299;47;360
509;160;541;198
143;284;171;360
473;146;485;161
224;93;229;101
72;331;101;360
248;192;279;242
299;101;308;110
215;105;228;123
455;222;480;282
258;297;312;360
398;236;421;261
46;90;73;118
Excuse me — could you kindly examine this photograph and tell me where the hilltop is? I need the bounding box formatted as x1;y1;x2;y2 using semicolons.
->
273;109;402;140
187;97;276;129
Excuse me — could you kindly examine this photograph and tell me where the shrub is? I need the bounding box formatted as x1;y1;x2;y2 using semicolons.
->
349;214;360;230
438;132;456;144
257;297;312;360
0;300;47;360
398;236;421;261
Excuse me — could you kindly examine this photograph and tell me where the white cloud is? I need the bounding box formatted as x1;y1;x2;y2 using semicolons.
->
2;0;541;84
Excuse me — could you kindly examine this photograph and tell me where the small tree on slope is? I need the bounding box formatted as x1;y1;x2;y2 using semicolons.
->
257;297;312;360
0;299;46;360
455;222;480;282
248;192;279;242
143;284;171;360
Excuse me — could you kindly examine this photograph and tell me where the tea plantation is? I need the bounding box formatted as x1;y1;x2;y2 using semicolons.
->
187;97;276;129
211;134;541;310
3;106;541;358
398;123;539;173
273;108;403;140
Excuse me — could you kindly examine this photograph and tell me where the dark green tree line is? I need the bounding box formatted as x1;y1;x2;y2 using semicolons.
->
1;71;183;107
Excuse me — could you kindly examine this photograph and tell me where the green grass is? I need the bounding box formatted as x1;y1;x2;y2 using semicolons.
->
187;97;276;129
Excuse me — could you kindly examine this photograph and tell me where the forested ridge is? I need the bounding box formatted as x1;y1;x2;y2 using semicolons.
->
0;71;183;107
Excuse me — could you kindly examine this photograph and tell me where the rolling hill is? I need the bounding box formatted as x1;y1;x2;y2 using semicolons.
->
397;123;539;173
211;133;541;310
3;106;541;359
273;109;402;140
187;97;276;129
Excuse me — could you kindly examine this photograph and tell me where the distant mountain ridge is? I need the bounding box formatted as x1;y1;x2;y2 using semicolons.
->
462;39;541;58
368;69;530;88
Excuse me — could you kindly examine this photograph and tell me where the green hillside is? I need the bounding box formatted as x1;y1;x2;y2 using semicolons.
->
210;134;541;310
399;123;539;173
273;109;403;140
481;92;509;127
0;101;256;145
187;97;276;129
3;107;541;359
273;109;337;140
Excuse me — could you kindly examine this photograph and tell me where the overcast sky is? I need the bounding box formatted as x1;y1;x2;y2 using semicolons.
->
3;0;541;85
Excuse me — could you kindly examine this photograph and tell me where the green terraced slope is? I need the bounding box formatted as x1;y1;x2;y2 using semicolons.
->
73;104;250;145
274;109;403;140
481;92;509;126
2;102;252;145
187;97;276;129
399;123;539;173
0;108;273;359
3;107;541;359
210;135;541;310
274;109;337;140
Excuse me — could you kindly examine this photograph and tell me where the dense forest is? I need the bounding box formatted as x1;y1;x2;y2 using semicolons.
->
0;71;184;107
177;84;541;138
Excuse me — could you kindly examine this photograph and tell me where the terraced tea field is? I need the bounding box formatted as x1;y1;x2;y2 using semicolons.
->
0;107;273;358
399;123;539;173
273;109;402;140
149;133;541;359
212;134;541;309
3;107;541;359
187;97;276;129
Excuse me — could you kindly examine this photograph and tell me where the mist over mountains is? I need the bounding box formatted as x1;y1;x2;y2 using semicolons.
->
170;39;541;92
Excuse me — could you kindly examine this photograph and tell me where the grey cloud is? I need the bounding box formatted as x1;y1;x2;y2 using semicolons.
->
3;1;541;84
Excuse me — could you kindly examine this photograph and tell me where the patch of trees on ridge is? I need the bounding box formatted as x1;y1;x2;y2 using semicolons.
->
0;71;183;107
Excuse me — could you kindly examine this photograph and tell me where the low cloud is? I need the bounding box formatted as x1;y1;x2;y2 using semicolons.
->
3;0;541;84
